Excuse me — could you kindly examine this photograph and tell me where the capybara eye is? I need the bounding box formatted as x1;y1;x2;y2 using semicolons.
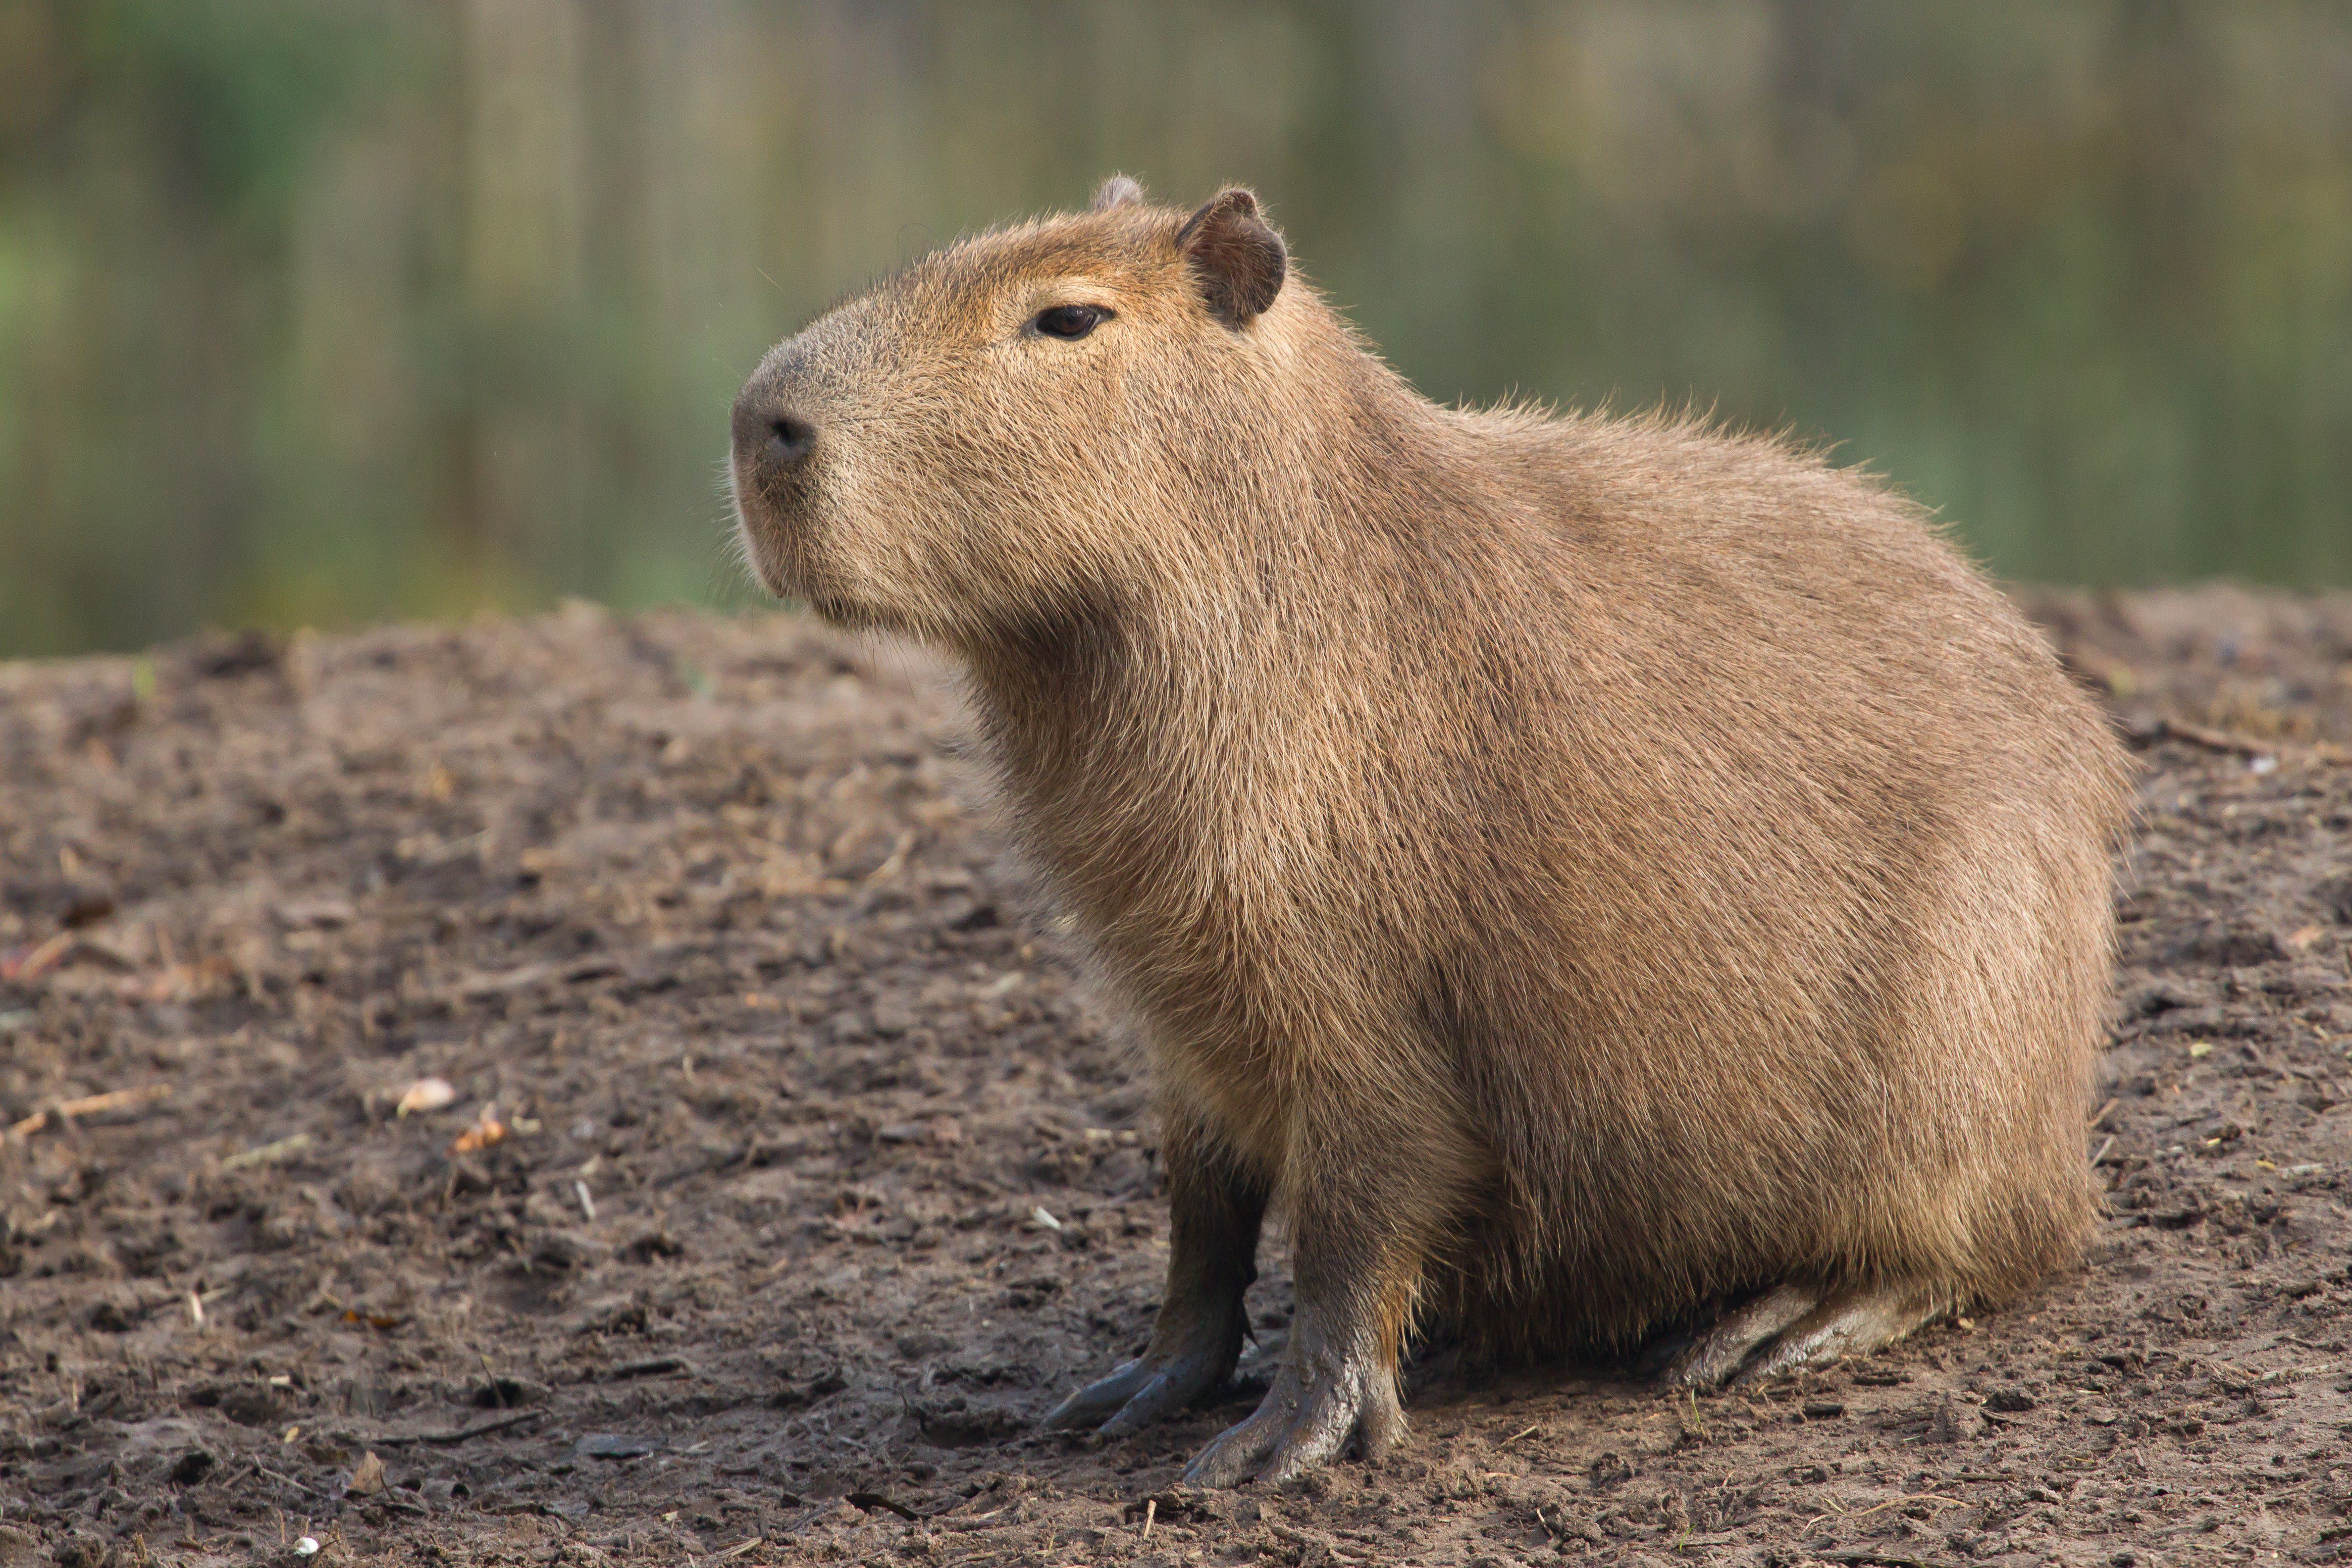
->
1032;304;1109;340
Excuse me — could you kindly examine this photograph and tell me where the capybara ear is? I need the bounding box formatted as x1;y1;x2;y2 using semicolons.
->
1091;175;1145;212
1176;187;1286;327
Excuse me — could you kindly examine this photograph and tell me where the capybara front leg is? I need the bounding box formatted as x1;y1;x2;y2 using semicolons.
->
1181;1107;1451;1486
1043;1106;1265;1435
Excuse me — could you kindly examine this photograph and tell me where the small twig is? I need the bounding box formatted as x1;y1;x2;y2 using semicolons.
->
610;1355;691;1379
1501;1424;1542;1445
478;1349;508;1408
845;1492;920;1522
10;1082;173;1139
254;1464;333;1501
221;1133;315;1170
2146;717;2350;767
1804;1493;1962;1531
2155;717;2273;756
2204;1355;2321;1388
2091;1135;2117;1167
367;1408;544;1446
1819;1552;1967;1568
1140;1498;1156;1540
0;932;75;986
57;1083;172;1119
708;1538;763;1561
2087;1097;2118;1130
935;1508;1006;1533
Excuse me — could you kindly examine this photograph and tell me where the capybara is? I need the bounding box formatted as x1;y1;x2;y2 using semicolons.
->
728;177;2132;1485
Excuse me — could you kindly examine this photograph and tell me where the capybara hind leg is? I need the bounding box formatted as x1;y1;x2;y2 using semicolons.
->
1660;1283;1820;1389
1729;1283;1949;1385
1044;1106;1265;1435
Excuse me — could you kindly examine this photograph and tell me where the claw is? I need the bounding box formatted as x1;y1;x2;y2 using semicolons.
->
1042;1357;1155;1432
1043;1299;1246;1437
1099;1363;1201;1437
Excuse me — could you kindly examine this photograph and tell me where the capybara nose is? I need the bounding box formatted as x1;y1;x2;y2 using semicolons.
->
764;414;815;467
732;389;816;475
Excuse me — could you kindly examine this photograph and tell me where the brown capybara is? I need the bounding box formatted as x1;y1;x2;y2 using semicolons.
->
727;177;2133;1486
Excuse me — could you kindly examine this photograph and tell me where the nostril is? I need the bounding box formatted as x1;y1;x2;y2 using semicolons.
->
766;415;815;466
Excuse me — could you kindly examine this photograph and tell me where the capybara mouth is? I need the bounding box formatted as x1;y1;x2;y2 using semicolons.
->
745;529;874;628
731;486;832;604
729;511;796;600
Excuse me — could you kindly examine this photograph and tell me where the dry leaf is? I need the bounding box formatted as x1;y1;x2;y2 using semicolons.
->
395;1076;457;1117
348;1448;386;1495
451;1103;506;1154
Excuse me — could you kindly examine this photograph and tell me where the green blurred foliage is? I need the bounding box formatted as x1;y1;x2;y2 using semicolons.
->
2;0;2348;657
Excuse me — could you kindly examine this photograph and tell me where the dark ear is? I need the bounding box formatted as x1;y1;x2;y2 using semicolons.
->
1091;175;1144;212
1176;187;1286;327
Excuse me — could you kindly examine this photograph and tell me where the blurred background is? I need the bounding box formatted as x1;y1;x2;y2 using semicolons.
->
3;1;2349;659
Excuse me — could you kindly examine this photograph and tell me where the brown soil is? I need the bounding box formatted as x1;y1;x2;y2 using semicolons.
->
2;588;2348;1568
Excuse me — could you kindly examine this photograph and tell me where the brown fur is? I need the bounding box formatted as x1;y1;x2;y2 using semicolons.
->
731;179;2133;1474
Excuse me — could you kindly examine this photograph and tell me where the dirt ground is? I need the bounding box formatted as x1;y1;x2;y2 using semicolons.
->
1;587;2348;1568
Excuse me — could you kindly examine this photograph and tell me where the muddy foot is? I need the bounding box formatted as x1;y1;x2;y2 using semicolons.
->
1182;1333;1405;1487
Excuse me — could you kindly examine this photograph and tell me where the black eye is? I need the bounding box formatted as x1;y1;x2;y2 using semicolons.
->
1032;304;1109;340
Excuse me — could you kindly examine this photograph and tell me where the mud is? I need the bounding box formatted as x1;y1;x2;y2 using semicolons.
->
1;587;2347;1566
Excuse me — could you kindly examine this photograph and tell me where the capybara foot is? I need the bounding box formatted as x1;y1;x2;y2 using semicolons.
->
1663;1281;1947;1388
1043;1298;1245;1436
1182;1337;1405;1487
1659;1283;1819;1388
1729;1283;1949;1384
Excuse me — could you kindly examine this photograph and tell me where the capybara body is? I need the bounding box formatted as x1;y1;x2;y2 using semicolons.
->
729;179;2133;1484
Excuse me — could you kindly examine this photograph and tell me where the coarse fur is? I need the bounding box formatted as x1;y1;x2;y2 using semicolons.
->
730;178;2134;1481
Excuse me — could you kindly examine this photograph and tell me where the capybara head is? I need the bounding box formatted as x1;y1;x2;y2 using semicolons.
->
729;179;1292;646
